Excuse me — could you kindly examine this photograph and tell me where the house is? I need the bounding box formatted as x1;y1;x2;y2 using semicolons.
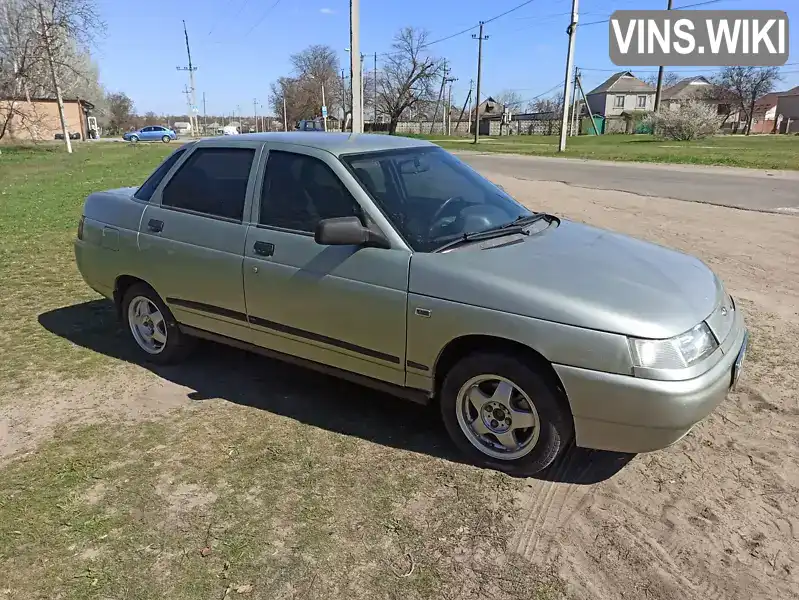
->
662;76;742;131
749;91;783;133
775;86;799;134
471;96;505;121
0;97;94;141
586;72;655;117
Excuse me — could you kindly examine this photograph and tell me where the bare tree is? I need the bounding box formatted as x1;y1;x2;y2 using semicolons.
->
376;27;443;135
714;67;780;135
642;72;681;88
269;44;341;130
33;0;104;151
528;92;564;116
493;89;523;113
0;0;45;140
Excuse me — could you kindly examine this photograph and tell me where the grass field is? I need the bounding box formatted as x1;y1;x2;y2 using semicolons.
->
416;133;799;170
0;143;566;599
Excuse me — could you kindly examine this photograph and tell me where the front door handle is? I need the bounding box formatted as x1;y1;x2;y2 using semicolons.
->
253;241;274;257
147;219;164;233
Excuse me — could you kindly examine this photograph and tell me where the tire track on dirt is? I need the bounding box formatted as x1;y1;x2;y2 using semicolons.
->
511;446;596;562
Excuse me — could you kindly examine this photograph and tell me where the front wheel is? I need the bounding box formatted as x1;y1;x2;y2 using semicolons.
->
162;135;171;143
122;283;192;364
129;135;139;143
440;352;573;477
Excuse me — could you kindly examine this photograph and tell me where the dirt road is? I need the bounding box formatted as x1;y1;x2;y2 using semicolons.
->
3;175;797;599
491;174;799;600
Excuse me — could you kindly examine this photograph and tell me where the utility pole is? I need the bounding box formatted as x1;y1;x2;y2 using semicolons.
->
558;0;579;152
373;51;378;125
467;79;474;134
653;0;673;113
321;83;327;132
576;73;600;136
37;2;71;153
360;53;365;130
472;22;488;144
253;98;258;133
455;86;472;134
441;60;449;134
570;66;579;136
349;0;363;133
203;91;207;134
177;20;199;137
283;96;288;131
429;71;446;135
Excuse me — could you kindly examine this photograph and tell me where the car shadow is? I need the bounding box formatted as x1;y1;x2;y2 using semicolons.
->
38;299;635;484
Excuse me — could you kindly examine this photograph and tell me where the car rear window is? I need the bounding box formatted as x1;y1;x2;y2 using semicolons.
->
134;147;187;201
161;147;255;221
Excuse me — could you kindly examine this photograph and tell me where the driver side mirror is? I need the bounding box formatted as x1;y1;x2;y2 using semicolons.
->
314;216;390;249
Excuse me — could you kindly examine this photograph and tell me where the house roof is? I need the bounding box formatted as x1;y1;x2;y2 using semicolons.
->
0;97;94;109
777;85;799;97
587;72;655;95
661;76;712;100
754;91;783;110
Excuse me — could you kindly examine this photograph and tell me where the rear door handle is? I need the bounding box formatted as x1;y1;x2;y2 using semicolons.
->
253;241;275;257
147;219;164;233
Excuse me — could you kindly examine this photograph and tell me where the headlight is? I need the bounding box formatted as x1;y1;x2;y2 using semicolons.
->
629;323;718;369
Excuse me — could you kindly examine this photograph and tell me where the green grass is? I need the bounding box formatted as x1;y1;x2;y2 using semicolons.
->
0;143;568;599
0;143;175;389
416;133;799;170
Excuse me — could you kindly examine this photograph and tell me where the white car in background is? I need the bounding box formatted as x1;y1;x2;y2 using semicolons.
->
218;125;240;136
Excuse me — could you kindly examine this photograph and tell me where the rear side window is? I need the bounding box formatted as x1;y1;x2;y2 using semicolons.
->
162;147;255;221
134;148;187;201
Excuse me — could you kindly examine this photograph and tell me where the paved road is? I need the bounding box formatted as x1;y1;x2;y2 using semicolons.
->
456;152;799;215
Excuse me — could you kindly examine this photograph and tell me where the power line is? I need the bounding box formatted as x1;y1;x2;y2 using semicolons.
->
580;0;739;27
239;0;282;40
483;0;538;25
207;0;252;37
376;0;541;57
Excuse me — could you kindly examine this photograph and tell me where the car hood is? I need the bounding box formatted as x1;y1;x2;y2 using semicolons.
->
408;219;723;339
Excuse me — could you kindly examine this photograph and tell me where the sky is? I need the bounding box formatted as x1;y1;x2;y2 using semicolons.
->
94;0;799;117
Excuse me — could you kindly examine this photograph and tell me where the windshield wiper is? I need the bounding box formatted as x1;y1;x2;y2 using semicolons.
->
434;225;529;253
433;213;553;253
499;213;551;229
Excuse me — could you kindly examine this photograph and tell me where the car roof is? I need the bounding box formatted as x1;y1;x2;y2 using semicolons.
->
198;132;435;156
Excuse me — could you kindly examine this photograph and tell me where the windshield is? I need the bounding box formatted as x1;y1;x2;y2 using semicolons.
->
342;147;535;252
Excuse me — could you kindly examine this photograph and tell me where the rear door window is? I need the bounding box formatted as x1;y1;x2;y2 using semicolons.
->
161;147;255;221
134;147;187;201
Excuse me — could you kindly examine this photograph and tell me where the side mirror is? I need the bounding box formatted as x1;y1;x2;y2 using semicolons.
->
314;216;390;249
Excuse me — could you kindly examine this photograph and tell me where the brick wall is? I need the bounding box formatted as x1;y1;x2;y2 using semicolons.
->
0;99;86;141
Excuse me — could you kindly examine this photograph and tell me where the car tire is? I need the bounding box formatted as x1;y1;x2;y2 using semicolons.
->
440;352;573;477
129;135;139;143
122;283;192;364
162;135;171;143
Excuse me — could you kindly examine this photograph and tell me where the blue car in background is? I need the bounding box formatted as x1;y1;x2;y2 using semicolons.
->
123;125;177;143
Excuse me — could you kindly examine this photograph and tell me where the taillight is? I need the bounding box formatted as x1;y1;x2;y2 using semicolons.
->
77;215;85;240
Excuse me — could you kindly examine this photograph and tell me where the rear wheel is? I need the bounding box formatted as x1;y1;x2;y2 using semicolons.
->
440;352;573;477
162;135;171;143
122;283;191;364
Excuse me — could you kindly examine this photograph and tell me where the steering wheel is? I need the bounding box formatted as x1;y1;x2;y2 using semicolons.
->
427;196;467;238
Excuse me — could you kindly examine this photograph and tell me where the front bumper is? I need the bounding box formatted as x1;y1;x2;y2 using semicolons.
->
554;317;748;454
